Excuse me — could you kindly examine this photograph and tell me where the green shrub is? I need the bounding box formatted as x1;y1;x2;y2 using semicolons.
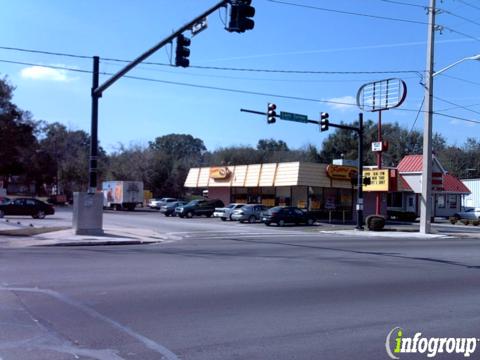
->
461;219;470;226
449;217;457;224
472;220;480;226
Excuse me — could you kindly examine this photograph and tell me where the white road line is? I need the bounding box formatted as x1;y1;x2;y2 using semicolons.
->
0;287;179;360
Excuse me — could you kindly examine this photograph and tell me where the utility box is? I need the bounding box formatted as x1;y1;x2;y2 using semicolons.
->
72;192;103;235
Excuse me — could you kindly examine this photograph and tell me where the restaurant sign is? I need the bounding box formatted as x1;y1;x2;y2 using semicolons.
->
210;167;231;180
326;165;358;181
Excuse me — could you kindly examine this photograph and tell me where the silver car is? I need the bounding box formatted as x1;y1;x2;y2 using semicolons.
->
213;203;246;221
231;204;269;223
453;208;480;220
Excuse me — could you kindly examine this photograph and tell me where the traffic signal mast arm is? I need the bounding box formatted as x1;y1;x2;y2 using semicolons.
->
94;0;231;96
240;108;359;132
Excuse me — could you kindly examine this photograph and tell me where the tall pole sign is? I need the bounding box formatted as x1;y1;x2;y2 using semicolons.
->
357;78;407;216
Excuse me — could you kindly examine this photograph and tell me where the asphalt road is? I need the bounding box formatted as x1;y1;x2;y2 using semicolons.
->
2;231;480;359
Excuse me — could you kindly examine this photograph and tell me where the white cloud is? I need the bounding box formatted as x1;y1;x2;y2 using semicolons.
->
325;95;357;111
20;65;76;82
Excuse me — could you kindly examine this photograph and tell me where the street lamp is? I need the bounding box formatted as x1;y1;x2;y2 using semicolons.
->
420;51;480;234
433;54;480;77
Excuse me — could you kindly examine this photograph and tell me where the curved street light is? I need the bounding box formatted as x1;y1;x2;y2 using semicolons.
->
433;54;480;77
421;52;480;234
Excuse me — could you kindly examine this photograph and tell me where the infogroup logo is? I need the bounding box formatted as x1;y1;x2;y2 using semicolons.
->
385;327;478;359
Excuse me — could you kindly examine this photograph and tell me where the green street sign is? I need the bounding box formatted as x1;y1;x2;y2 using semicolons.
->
280;111;308;123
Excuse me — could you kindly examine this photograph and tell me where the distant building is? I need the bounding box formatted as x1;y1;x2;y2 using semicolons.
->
461;179;480;208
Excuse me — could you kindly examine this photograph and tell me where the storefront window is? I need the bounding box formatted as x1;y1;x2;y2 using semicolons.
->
309;187;323;210
448;194;457;209
437;194;445;208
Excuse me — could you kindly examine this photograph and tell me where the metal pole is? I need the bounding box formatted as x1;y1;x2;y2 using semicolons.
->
375;110;382;215
356;113;364;230
88;56;100;194
420;0;436;234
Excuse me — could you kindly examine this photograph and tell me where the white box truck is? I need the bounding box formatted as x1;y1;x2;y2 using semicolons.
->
102;181;144;211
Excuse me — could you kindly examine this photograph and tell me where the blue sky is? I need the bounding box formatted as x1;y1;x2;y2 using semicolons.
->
0;0;479;153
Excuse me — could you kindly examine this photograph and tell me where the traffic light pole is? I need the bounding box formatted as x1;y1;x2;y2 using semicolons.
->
87;0;231;193
240;108;365;230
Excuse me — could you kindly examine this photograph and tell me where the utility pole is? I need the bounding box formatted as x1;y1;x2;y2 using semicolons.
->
420;0;436;234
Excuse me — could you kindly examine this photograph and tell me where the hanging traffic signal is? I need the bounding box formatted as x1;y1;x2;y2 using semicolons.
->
175;34;191;68
267;103;277;124
320;112;329;132
227;0;255;33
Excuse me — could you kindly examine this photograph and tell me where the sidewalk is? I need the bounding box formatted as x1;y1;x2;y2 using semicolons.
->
0;219;165;247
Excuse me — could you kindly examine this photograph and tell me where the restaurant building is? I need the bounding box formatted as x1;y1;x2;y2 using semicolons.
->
184;162;357;217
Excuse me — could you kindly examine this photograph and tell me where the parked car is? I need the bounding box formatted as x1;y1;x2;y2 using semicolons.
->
262;206;316;226
231;204;269;223
453;208;480;221
0;198;55;219
0;196;10;204
175;199;224;218
160;200;187;217
213;203;246;221
149;197;177;210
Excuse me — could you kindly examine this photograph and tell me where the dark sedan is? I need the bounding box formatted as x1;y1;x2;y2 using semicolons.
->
160;201;187;216
0;198;55;219
262;206;316;226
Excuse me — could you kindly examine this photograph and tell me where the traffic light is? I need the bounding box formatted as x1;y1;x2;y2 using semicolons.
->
267;103;277;124
227;0;255;33
363;177;372;186
175;34;191;68
320;112;329;132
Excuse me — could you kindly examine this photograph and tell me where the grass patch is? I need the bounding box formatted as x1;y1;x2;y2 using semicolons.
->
0;226;69;237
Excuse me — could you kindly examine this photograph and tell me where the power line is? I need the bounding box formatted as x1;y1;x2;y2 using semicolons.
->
408;97;425;134
438;73;480;86
378;0;426;9
442;10;480;28
456;0;480;12
0;59;358;106
0;45;422;75
433;112;480;124
437;102;480;111
443;26;480;43
433;95;480;116
266;0;429;25
2;58;479;126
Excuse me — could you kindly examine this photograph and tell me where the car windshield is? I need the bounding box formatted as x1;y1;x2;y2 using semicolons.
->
186;200;199;206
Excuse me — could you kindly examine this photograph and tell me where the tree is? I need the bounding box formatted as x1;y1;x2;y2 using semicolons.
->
37;122;106;195
0;76;40;185
256;139;289;152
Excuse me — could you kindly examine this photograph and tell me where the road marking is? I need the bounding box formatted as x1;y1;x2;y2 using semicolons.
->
0;286;179;360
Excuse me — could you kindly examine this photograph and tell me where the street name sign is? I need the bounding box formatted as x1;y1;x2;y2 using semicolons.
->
280;111;308;123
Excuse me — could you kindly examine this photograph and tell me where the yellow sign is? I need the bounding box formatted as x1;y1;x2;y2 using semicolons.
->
325;165;357;181
363;169;390;191
209;167;231;180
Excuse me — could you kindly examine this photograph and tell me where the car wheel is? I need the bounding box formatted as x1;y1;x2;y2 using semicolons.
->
278;220;285;227
206;213;213;218
229;214;234;221
164;213;170;217
307;218;314;225
248;215;256;224
221;217;227;221
33;210;46;219
0;210;4;218
453;214;461;221
186;211;193;218
264;222;271;226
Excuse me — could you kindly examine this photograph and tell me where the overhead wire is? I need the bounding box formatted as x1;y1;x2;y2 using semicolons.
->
2;58;478;126
0;44;423;75
266;0;429;25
